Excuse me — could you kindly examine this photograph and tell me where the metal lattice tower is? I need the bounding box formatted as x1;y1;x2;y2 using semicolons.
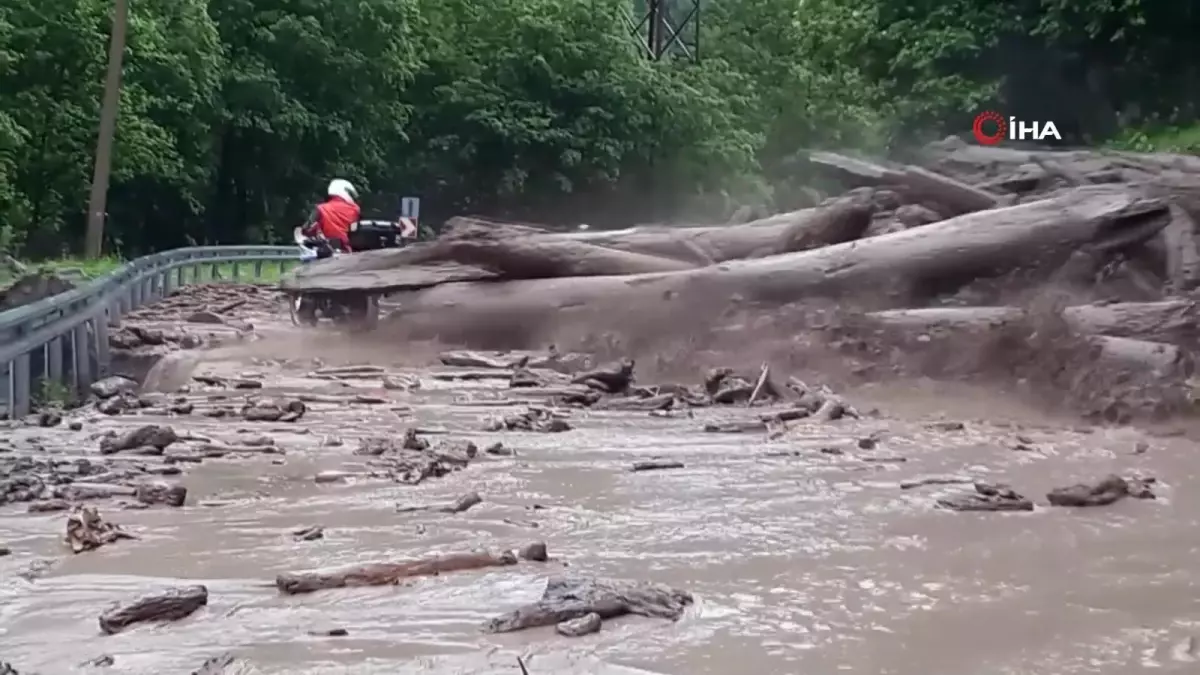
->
624;0;701;62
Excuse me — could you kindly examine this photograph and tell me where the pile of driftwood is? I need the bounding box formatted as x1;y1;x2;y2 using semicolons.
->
282;137;1200;388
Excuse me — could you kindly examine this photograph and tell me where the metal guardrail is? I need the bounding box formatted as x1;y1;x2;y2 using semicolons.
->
0;246;298;420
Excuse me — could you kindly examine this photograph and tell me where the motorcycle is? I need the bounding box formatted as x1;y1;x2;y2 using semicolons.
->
287;227;380;330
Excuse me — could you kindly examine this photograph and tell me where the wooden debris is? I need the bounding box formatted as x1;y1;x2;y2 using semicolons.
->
275;547;532;594
66;506;136;554
98;585;208;634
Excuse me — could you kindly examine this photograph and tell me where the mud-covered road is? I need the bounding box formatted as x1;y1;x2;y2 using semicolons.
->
2;286;1199;674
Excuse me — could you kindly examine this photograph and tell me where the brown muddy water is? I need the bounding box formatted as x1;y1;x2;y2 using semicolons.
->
3;310;1200;674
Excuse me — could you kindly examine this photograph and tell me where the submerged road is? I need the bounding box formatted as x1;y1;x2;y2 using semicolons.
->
1;285;1199;674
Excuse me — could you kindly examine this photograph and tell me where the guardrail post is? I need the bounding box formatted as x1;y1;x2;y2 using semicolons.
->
94;314;110;378
253;260;264;280
46;336;63;384
210;262;221;281
232;261;241;282
191;264;200;283
11;351;31;418
118;287;130;315
160;271;173;295
72;323;92;395
2;360;10;419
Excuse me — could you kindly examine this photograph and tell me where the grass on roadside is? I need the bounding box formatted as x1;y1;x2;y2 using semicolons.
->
1;255;299;288
1107;123;1200;153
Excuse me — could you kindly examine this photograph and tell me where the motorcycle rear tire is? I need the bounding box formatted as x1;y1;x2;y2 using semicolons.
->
291;295;319;326
336;294;379;332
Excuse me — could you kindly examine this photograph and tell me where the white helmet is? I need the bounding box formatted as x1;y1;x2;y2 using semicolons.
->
327;178;358;203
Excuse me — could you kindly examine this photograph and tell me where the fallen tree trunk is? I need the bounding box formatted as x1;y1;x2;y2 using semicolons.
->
283;203;873;293
919;139;1200;226
284;222;698;292
862;306;1023;331
809;151;1005;216
863;300;1200;345
1063;300;1200;343
385;187;1170;338
1090;335;1191;376
1159;204;1200;291
549;201;872;261
275;548;522;594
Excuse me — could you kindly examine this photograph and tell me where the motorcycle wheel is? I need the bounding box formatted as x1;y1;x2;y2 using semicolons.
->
361;294;380;330
290;295;319;326
336;294;379;332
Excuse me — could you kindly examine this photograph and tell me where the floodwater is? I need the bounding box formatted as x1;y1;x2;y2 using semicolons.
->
3;312;1200;674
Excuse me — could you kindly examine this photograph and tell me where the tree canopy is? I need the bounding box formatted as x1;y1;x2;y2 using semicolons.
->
0;0;1196;257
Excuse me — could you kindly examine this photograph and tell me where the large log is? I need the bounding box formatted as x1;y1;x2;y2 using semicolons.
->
1159;204;1200;291
284;222;697;292
283;203;873;293
1090;335;1191;376
919;138;1200;206
808;151;1004;215
1062;300;1200;343
863;300;1200;346
862;306;1023;331
922;141;1200;291
275;548;525;594
385;187;1170;338
548;202;869;261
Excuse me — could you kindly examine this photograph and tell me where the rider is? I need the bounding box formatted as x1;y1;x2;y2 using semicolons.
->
301;178;360;254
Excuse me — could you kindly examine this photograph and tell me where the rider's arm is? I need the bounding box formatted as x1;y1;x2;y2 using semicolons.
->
300;207;320;236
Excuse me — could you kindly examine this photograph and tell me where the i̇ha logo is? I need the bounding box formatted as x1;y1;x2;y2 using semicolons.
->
972;111;1061;145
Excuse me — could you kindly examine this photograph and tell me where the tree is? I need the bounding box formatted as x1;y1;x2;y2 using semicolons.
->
204;0;421;244
2;0;1200;260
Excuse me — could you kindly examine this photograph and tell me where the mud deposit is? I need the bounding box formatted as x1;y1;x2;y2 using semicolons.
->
3;289;1200;674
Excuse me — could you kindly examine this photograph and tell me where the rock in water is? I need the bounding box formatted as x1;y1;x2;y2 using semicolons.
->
90;375;138;399
142;351;203;393
482;574;693;634
1046;474;1156;507
936;482;1034;512
556;612;603;636
99;425;178;454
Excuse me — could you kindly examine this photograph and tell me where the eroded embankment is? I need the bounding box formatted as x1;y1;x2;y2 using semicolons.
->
1;285;1199;675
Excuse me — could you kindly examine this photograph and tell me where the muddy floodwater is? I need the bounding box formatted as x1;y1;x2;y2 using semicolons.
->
2;303;1200;674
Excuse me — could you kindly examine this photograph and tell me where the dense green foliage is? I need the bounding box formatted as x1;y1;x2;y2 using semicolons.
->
0;0;1197;257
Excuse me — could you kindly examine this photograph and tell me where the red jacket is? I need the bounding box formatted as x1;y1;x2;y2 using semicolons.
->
314;196;360;250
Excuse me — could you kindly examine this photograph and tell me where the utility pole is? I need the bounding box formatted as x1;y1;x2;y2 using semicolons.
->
83;0;128;259
625;0;701;62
